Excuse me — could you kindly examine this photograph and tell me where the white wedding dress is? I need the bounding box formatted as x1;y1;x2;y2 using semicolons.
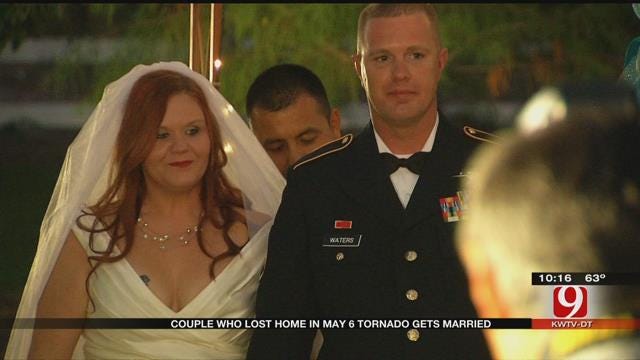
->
5;62;285;360
68;215;271;359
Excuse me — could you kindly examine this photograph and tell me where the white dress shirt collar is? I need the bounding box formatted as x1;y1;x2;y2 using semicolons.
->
373;113;439;158
371;114;440;209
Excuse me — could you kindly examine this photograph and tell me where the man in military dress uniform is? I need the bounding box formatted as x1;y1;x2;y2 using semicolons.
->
248;4;491;359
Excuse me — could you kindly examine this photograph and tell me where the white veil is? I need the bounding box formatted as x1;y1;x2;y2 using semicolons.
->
5;61;285;358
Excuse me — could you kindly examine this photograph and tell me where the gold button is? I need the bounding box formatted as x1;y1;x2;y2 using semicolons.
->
336;252;345;261
406;289;418;301
405;250;418;262
407;328;420;341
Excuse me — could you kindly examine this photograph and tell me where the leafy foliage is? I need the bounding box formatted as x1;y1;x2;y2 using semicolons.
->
437;4;640;100
2;4;639;116
221;4;364;117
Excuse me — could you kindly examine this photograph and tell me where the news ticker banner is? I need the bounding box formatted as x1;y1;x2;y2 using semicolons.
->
4;318;640;330
531;272;640;286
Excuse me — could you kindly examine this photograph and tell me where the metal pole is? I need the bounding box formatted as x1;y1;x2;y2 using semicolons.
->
189;4;206;77
208;4;215;83
210;4;224;89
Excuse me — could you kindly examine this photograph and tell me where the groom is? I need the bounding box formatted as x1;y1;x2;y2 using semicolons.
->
248;4;491;359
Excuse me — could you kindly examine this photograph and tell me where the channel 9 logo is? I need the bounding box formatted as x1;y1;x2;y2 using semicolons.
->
553;286;588;318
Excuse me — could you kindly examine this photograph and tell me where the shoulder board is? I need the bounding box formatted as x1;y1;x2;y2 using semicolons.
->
463;126;502;144
292;134;353;171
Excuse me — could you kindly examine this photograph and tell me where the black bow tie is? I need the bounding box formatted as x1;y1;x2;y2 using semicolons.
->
380;152;428;175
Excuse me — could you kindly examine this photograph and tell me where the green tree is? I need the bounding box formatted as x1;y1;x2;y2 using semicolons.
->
437;4;640;100
3;4;639;116
221;4;364;117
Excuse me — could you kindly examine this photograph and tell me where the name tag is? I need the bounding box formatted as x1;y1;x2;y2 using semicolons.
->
322;234;362;247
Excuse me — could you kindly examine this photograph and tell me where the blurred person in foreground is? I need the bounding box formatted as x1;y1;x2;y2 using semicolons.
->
456;118;640;359
248;3;491;359
246;64;341;176
6;62;284;359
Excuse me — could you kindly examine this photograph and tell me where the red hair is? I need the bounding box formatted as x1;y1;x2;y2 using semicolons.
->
78;70;246;302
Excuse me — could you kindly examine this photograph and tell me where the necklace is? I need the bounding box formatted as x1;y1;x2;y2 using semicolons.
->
137;216;201;250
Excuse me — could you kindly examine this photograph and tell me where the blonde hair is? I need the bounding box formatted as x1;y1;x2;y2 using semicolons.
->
356;4;441;55
457;120;640;314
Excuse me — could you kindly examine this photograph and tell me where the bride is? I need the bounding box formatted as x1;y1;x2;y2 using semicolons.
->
5;62;284;359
